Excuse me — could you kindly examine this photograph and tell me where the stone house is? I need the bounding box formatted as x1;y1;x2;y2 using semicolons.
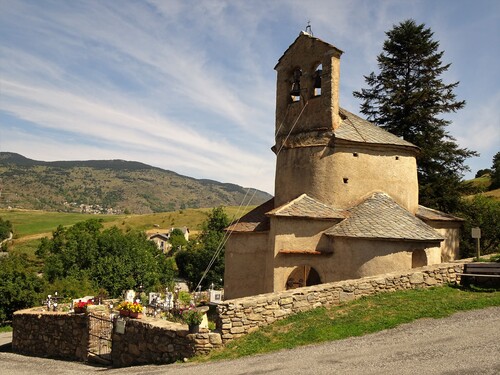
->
149;226;190;253
224;31;463;299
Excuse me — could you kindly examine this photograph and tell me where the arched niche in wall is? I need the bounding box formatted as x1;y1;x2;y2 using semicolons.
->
285;265;321;290
313;63;322;97
412;249;428;268
290;67;302;102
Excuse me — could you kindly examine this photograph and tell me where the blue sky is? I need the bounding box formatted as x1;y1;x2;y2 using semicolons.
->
1;0;498;194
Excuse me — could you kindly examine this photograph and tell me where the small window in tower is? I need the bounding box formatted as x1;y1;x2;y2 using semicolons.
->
343;177;349;184
395;156;400;160
290;68;302;102
353;152;358;157
314;64;322;96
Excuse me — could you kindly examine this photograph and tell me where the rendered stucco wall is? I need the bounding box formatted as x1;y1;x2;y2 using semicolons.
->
270;216;338;254
274;144;419;212
224;233;272;299
424;221;461;262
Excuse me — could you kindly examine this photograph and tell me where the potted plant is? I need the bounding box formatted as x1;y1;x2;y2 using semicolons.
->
129;302;144;319
183;308;204;333
74;300;92;314
116;301;132;317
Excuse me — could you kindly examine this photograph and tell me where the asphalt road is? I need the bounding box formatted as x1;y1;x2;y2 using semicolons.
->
1;307;499;375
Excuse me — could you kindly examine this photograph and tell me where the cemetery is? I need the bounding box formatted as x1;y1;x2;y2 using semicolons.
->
12;284;225;366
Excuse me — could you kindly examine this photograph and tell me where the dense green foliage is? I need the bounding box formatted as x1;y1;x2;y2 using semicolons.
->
456;195;500;257
353;20;477;212
475;169;492;179
169;228;188;253
36;219;176;297
201;286;500;361
0;254;45;323
0;217;13;242
176;207;230;290
490;152;500;190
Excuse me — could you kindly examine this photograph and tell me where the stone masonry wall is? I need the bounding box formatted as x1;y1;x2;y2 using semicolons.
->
12;310;88;361
216;261;465;343
112;319;223;367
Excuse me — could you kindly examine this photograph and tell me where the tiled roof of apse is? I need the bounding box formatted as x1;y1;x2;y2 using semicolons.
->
325;192;443;242
267;194;345;219
416;205;465;222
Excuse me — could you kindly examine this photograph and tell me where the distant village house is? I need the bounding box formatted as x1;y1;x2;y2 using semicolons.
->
149;226;189;254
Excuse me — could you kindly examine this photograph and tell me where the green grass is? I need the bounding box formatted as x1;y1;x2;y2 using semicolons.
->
0;209;121;237
466;175;491;190
200;286;500;361
0;326;13;333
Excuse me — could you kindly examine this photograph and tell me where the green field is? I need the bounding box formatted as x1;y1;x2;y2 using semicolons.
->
1;210;122;237
1;205;254;239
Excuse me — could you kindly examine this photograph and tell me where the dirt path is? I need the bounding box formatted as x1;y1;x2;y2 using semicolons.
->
1;307;499;375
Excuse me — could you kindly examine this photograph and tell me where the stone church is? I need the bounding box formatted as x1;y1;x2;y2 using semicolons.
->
224;31;462;299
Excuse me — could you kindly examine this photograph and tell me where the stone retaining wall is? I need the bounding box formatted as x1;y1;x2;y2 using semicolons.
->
112;319;223;367
216;261;465;343
12;261;467;365
12;310;88;361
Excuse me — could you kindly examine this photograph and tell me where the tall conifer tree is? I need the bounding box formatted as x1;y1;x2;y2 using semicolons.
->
354;19;477;212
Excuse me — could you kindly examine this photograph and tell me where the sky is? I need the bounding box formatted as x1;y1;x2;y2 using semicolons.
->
0;0;499;195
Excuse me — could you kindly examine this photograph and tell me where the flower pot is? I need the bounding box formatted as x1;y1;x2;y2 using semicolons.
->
188;324;200;334
74;307;85;314
119;310;129;317
130;312;142;319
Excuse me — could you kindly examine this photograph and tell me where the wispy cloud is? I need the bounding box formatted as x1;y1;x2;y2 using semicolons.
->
1;0;498;193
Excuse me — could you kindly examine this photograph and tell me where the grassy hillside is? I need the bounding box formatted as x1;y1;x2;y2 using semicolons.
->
1;205;255;238
462;174;500;201
0;152;272;214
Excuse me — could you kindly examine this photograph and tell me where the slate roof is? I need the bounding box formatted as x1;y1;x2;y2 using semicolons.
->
416;205;465;222
336;108;418;150
325;192;444;242
149;233;170;241
267;194;345;219
225;198;274;233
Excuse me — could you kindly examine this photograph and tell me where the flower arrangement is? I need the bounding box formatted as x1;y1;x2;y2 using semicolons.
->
75;300;93;309
116;301;133;312
74;299;92;313
182;308;204;326
129;302;143;313
116;301;143;318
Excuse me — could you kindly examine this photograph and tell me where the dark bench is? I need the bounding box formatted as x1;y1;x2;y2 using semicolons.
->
458;262;500;287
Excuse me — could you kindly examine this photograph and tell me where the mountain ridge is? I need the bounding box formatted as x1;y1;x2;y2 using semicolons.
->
0;152;272;214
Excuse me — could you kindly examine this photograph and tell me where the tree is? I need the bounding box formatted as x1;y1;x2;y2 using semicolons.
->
353;19;478;212
36;219;176;297
169;228;188;253
0;217;13;242
490;152;500;190
175;207;230;290
456;195;500;257
0;254;45;323
475;169;491;178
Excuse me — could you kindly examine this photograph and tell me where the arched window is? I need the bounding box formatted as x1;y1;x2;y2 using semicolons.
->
313;64;322;96
286;265;321;289
412;249;428;268
290;68;302;102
